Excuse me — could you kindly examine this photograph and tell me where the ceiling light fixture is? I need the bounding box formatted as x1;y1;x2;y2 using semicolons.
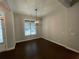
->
35;8;39;24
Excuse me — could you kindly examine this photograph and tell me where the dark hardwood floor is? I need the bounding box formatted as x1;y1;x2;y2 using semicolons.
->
0;38;79;59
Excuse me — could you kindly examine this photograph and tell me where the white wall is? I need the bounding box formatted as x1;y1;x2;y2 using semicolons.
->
42;2;79;53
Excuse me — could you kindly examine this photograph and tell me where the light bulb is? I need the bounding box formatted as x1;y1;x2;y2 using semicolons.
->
35;20;39;24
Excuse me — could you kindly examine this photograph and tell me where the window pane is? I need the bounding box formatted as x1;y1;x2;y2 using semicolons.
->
24;21;30;36
0;20;3;43
31;22;36;35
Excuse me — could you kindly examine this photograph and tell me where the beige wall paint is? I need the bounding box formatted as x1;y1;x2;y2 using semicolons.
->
14;13;42;42
0;0;15;51
42;2;79;52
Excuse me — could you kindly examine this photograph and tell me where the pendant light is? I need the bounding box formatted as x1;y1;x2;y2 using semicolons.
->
35;9;39;24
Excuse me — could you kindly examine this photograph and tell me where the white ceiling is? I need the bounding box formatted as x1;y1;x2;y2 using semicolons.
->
6;0;63;17
0;0;3;2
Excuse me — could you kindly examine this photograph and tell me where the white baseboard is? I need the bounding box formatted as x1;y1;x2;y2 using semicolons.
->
42;36;79;53
16;39;34;43
6;46;15;51
0;49;6;53
16;37;40;43
0;46;15;53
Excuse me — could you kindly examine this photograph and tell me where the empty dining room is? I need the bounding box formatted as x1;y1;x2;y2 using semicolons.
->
0;0;79;59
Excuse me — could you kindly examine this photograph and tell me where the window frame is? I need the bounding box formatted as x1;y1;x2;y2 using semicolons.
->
24;19;37;36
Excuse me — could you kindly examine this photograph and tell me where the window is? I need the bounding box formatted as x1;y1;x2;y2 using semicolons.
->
0;20;3;43
24;20;36;36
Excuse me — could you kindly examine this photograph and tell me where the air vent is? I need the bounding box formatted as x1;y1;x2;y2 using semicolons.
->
58;0;79;7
